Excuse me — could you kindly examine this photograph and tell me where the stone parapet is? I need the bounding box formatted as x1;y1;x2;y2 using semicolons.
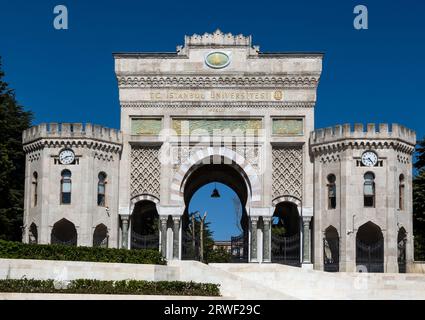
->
310;123;416;154
22;123;122;145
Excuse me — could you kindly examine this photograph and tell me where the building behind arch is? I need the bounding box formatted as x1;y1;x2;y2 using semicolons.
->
21;30;416;273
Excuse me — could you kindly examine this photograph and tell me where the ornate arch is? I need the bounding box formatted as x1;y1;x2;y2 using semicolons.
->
272;195;302;210
130;194;160;214
170;146;261;205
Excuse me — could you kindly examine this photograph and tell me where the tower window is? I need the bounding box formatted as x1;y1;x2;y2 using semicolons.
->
399;174;405;210
97;172;107;206
327;174;336;209
32;171;38;207
364;172;375;208
61;169;72;204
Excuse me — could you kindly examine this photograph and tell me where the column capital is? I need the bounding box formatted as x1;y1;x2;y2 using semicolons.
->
302;216;312;223
120;215;130;222
262;216;272;223
172;215;181;222
160;216;168;223
251;216;259;223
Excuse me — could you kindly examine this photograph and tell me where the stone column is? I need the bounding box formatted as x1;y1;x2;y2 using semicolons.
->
263;217;271;262
172;216;180;260
121;215;129;249
302;216;312;266
250;217;258;262
160;216;168;258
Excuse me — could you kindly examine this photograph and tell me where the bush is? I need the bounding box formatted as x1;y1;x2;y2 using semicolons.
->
206;247;232;263
0;279;220;296
0;240;165;265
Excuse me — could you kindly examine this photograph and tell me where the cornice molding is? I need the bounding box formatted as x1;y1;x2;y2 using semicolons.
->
120;101;316;109
23;139;122;154
310;139;415;156
116;75;320;89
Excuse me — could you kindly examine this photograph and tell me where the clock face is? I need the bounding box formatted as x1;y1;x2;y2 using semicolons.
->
59;149;75;165
361;151;378;167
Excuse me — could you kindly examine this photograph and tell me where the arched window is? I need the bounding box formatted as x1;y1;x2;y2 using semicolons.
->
61;169;72;204
32;172;38;207
327;174;336;209
28;223;38;244
93;224;108;248
97;172;107;206
399;174;405;210
364;172;375;208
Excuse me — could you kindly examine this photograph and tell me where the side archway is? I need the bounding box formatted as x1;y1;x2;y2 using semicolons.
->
93;224;108;248
130;200;160;250
398;227;407;273
323;225;339;272
51;218;77;246
28;223;38;244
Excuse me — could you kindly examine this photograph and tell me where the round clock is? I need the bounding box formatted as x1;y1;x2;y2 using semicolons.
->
59;149;75;165
361;151;378;167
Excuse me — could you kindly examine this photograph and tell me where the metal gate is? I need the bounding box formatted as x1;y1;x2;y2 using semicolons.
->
230;233;248;263
271;233;300;266
323;237;339;272
356;239;384;273
182;230;200;260
131;231;159;250
398;238;407;273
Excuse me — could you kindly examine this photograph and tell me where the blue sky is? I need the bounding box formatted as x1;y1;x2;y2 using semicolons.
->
1;0;424;239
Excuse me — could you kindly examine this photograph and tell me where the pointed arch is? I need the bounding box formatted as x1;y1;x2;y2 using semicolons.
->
93;223;108;248
170;147;261;205
51;218;77;246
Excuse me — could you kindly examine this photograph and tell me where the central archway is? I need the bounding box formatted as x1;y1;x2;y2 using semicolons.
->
181;158;250;263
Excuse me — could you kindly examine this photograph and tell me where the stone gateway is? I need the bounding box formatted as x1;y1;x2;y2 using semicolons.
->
21;30;416;273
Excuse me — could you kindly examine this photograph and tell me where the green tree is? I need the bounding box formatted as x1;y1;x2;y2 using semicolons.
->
414;138;425;260
0;57;33;241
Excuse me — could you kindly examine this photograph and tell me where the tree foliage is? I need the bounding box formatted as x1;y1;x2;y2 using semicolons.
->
414;138;425;260
0;57;33;241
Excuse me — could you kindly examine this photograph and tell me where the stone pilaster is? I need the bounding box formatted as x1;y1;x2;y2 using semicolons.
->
160;216;168;258
302;216;312;265
120;215;129;249
250;217;259;262
172;216;180;260
263;217;271;262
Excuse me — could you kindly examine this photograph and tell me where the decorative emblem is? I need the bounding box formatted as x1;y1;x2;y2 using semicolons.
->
274;90;283;100
205;52;230;69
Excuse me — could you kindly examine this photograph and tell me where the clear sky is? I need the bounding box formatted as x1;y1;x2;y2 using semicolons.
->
1;0;424;240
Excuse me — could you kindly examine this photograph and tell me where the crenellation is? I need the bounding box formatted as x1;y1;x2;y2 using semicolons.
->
310;123;416;147
22;123;122;145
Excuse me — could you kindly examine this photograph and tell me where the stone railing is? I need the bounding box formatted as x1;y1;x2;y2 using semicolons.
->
22;123;122;145
310;123;416;146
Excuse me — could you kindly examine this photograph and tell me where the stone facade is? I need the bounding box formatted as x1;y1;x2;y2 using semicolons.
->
21;30;416;272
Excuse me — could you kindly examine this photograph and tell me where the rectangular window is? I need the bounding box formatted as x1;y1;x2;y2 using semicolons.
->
61;181;71;204
399;184;405;210
61;192;71;204
98;184;106;206
328;185;336;209
32;182;38;207
364;195;375;207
